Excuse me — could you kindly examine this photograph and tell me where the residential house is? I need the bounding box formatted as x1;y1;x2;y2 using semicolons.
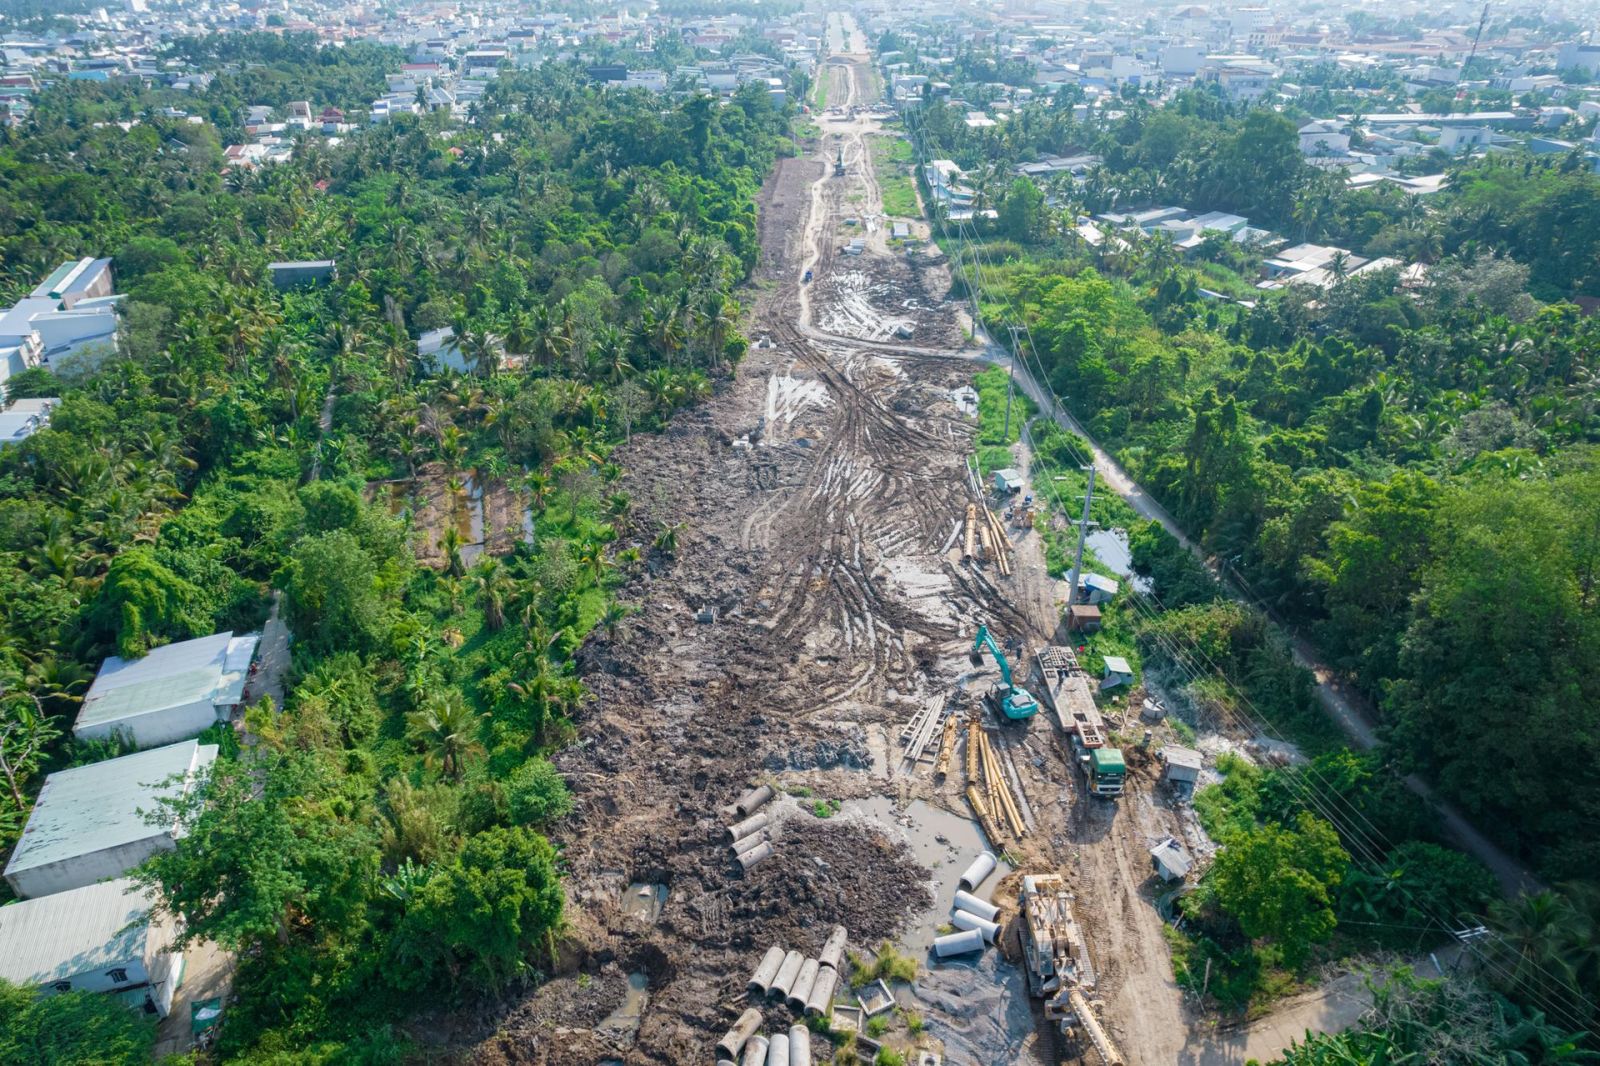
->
1298;119;1350;157
3;740;217;899
0;259;121;390
0;879;184;1017
73;631;259;750
0;396;56;444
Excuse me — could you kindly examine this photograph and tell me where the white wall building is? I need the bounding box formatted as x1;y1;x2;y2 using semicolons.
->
73;631;258;749
0;878;184;1017
3;739;217;899
0;258;120;392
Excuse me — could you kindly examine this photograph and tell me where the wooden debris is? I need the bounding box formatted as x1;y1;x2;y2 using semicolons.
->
934;714;959;778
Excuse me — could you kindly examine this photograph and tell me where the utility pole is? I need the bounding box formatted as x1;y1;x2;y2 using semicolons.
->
1003;324;1021;440
1065;464;1097;611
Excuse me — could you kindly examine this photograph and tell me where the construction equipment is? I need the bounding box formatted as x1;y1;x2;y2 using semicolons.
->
1020;874;1123;1066
1034;647;1124;798
1081;747;1126;799
969;625;1038;721
1456;3;1490;102
833;149;846;177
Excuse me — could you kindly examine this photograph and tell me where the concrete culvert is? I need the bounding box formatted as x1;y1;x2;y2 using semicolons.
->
767;1031;790;1066
739;1034;770;1066
730;829;773;856
951;908;1000;943
770;950;805;1000
734;784;775;817
933;928;985;957
737;840;774;871
804;964;839;1016
716;1007;764;1060
726;811;769;842
788;1023;812;1066
958;850;997;890
748;945;786;998
952;889;1000;922
787;958;819;1012
817;925;848;971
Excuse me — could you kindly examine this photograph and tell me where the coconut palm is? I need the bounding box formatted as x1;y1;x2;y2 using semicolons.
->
404;690;484;780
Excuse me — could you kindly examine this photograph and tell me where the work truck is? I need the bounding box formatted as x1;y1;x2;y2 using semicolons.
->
1033;646;1125;798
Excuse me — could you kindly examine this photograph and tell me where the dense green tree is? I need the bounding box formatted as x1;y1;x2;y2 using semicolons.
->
0;981;154;1066
385;826;564;992
1206;812;1350;966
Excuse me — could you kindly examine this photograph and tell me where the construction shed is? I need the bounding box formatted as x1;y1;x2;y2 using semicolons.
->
1161;746;1203;794
3;739;217;899
1065;603;1102;633
1100;656;1134;690
1150;836;1194;882
73;631;258;750
993;468;1024;494
0;878;184;1017
1077;573;1119;605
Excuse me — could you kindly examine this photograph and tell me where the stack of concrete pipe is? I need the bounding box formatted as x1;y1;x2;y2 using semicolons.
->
932;853;1003;959
724;785;777;872
742;924;849;1030
717;1006;813;1066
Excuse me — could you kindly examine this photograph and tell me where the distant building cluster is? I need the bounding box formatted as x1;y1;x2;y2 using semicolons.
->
872;1;1600;182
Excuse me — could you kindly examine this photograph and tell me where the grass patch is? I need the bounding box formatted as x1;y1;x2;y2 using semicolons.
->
975;366;1028;446
1193;751;1263;841
810;798;840;818
870;136;919;218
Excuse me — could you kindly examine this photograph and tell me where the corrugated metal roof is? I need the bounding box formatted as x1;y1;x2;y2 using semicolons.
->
76;631;257;730
3;740;215;877
0;879;154;985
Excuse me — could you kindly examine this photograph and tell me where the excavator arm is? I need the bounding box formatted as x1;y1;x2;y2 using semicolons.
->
971;624;1015;689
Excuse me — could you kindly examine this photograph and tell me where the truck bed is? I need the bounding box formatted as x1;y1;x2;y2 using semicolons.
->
1035;647;1106;748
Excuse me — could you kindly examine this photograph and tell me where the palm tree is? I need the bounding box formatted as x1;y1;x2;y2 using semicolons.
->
404;690;484;780
598;601;637;639
1488;892;1586;1006
440;523;467;578
474;559;515;631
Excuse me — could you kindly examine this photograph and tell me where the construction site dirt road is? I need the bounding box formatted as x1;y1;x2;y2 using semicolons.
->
457;42;1210;1066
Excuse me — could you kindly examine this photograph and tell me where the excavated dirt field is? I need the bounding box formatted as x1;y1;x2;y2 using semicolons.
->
450;51;1198;1066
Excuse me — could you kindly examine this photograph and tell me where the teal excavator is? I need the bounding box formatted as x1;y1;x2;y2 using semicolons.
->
969;625;1039;721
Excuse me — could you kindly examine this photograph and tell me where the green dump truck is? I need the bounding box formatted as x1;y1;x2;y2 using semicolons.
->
1082;746;1126;798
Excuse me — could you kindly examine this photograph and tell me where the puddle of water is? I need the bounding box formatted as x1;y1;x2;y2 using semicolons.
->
838;796;1011;952
596;971;648;1047
1084;528;1152;592
620;881;667;923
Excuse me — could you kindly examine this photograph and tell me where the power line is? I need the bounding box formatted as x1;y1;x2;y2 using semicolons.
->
895;99;1596;1030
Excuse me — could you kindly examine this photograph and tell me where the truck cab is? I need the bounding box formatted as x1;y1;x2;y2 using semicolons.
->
1081;747;1126;797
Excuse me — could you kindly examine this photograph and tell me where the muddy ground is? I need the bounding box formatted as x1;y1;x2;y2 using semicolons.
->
436;49;1205;1066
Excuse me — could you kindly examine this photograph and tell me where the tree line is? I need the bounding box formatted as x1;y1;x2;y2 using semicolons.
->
0;44;794;1062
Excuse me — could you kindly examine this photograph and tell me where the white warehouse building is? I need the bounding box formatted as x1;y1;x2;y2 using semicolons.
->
73;631;258;749
3;739;217;899
0;878;184;1017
